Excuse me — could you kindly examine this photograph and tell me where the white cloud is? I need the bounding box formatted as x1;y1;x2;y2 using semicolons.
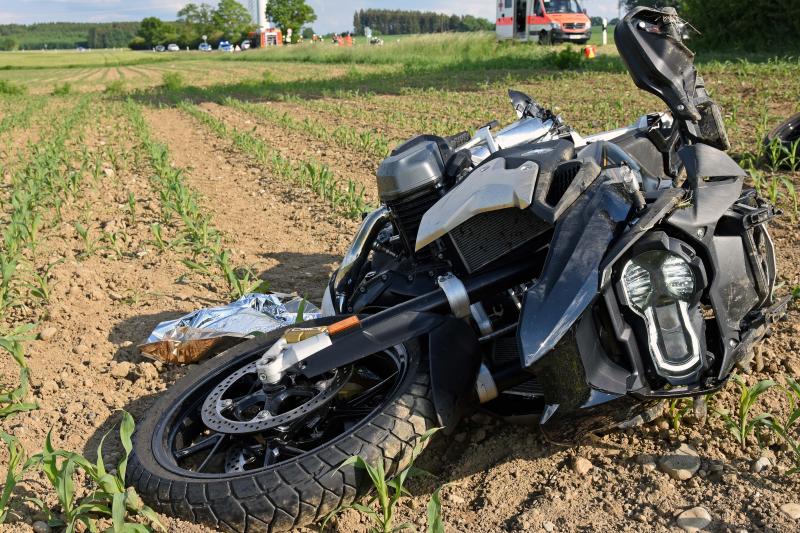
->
0;0;621;33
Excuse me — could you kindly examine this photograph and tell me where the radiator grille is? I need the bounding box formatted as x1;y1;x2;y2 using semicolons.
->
448;208;550;273
385;187;439;251
492;336;520;365
563;22;586;30
492;337;543;397
545;161;582;207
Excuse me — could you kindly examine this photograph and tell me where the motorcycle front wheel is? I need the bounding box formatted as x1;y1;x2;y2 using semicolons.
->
127;319;435;532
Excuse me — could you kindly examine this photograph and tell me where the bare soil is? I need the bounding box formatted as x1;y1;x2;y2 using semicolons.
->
197;101;381;205
1;87;799;533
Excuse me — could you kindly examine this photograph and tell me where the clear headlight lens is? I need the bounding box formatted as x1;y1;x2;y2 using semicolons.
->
620;250;702;383
661;255;695;299
622;262;651;309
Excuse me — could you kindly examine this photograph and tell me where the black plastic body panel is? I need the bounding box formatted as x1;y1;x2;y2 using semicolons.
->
609;128;672;180
480;138;575;174
428;319;482;431
519;173;634;368
678;144;746;185
534;312;652;444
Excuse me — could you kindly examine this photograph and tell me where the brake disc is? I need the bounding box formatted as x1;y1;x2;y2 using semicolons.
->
200;362;351;434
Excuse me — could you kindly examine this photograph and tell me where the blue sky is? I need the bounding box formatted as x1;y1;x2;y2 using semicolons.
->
0;1;621;32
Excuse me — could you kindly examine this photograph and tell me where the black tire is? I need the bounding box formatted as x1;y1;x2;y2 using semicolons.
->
539;30;552;45
127;323;436;532
764;112;800;169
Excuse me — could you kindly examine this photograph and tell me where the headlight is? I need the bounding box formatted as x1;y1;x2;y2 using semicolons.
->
621;250;702;382
550;22;562;30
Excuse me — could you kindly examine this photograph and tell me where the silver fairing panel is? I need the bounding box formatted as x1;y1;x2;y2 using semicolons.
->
414;157;539;251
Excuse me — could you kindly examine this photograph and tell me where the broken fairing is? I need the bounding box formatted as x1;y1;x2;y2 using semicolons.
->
139;293;321;364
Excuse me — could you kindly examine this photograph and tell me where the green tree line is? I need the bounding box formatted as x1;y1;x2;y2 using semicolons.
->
130;0;254;49
623;0;800;51
0;22;139;50
352;9;494;36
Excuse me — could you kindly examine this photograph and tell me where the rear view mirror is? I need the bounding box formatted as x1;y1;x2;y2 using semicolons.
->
615;7;699;121
615;7;730;150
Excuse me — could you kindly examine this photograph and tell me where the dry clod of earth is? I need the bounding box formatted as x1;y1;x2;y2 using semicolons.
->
676;506;712;533
446;492;466;505
780;503;800;520
110;361;133;378
659;443;702;480
572;456;593;475
37;326;58;341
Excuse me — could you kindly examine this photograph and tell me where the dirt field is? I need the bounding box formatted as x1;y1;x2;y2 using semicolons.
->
1;42;800;533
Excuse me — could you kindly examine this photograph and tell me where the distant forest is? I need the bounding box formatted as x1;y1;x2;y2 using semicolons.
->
0;22;139;50
352;9;494;36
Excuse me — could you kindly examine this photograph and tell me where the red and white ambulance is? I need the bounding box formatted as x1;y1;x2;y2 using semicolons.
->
496;0;592;44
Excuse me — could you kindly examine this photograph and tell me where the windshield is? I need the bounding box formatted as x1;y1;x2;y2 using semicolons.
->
544;0;584;14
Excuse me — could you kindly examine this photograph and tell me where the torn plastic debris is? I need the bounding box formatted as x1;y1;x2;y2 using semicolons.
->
139;293;321;364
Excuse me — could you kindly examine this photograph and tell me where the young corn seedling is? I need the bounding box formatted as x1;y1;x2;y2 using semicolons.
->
714;374;776;450
0;431;39;524
666;397;694;432
103;231;128;259
758;378;800;475
0;324;39;419
33;412;165;533
765;138;785;172
127;192;137;225
25;259;62;304
322;428;443;533
784;137;800;171
761;418;800;475
73;222;103;259
214;249;270;299
149;223;169;252
0;251;21;312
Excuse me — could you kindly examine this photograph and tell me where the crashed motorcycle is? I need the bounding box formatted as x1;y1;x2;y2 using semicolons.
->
129;8;787;532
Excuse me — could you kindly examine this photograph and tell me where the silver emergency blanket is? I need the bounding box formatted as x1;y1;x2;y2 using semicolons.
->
140;293;321;364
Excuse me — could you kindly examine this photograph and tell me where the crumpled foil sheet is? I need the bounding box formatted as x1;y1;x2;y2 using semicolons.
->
139;293;321;364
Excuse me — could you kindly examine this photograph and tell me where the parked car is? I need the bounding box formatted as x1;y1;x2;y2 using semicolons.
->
167;43;180;52
218;40;234;52
198;42;212;52
154;45;166;52
241;39;251;50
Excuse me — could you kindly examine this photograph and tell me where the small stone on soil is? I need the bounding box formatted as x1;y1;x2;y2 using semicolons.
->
572;456;593;475
635;453;657;471
41;380;58;395
72;344;89;356
543;521;555;532
447;493;465;505
32;521;52;533
676;507;711;532
751;456;771;474
38;326;58;341
659;443;701;480
780;503;800;520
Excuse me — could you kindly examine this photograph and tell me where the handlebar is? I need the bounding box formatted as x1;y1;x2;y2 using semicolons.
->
443;131;471;150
